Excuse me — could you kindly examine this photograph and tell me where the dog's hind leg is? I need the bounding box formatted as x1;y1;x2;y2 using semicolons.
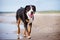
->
17;18;21;35
23;22;28;37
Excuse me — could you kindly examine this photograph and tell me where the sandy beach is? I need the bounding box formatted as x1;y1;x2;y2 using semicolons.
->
0;13;60;40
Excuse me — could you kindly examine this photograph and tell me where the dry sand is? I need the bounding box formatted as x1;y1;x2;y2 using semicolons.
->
31;14;60;40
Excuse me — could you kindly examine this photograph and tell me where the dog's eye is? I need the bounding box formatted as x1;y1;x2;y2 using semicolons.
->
32;7;36;12
32;7;34;10
26;9;30;11
26;7;30;11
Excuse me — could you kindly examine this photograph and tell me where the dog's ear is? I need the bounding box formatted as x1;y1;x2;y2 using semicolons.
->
24;5;30;13
32;5;36;12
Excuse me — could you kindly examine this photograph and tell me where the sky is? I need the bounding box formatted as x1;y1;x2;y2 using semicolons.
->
0;0;60;12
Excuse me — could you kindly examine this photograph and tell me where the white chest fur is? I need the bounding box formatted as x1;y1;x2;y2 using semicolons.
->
29;18;33;23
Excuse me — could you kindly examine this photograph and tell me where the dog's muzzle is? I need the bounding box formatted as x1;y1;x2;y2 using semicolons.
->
29;12;34;18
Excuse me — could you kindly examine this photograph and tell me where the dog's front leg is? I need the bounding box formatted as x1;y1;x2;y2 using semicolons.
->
27;23;32;39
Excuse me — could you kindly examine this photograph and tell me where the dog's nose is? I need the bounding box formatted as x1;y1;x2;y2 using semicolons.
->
31;12;33;15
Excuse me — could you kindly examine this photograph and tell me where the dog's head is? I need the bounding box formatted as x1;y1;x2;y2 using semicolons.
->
24;5;36;19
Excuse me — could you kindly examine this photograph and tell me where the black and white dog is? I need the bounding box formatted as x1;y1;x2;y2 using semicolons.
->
16;5;36;39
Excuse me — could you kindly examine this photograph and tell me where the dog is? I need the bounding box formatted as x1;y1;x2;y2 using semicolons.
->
16;5;36;39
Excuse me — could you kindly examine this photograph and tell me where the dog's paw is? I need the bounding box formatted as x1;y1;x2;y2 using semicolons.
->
17;34;20;36
27;36;31;39
23;35;26;37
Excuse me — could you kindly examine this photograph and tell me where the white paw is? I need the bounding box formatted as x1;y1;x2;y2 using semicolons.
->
17;34;20;36
23;35;26;37
27;36;31;39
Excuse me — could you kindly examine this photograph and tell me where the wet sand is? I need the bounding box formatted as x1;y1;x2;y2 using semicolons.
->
0;13;60;40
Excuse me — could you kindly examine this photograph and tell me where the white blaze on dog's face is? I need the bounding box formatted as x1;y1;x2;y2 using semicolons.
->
26;6;34;23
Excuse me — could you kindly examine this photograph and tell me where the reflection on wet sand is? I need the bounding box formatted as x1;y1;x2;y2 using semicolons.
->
0;13;24;39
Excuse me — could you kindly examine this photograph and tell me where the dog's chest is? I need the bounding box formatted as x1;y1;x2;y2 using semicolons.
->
29;18;33;23
28;16;34;23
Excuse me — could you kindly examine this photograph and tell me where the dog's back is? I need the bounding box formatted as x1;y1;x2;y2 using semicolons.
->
16;7;29;22
16;7;24;21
